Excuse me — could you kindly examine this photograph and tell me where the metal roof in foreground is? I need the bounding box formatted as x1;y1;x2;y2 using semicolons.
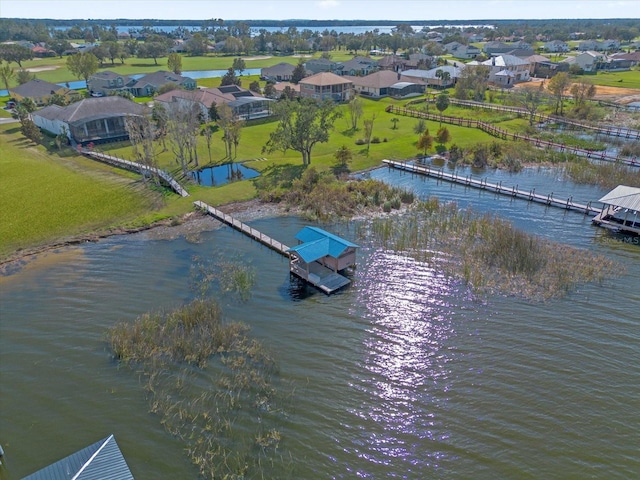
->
21;434;134;480
599;185;640;211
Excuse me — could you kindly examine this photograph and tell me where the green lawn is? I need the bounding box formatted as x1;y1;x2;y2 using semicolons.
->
591;69;640;90
0;124;165;258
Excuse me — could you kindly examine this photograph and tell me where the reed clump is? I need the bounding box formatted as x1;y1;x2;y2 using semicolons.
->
562;159;640;189
358;199;619;301
109;299;294;479
255;166;415;221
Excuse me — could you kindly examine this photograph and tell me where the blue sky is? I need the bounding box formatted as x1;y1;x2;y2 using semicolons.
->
1;0;638;21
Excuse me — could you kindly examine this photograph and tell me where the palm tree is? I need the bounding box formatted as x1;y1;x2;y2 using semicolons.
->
0;61;15;93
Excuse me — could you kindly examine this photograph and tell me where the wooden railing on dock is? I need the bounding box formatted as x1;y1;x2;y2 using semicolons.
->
194;201;289;255
82;150;189;197
386;106;639;167
383;159;601;216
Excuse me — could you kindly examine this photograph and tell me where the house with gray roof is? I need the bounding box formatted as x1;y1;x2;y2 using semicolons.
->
543;40;570;53
344;70;424;98
260;62;296;82
304;58;343;75
87;71;135;97
155;85;274;121
21;435;134;480
126;70;196;97
401;65;462;88
479;55;530;85
32;96;149;144
9;79;79;106
341;56;378;76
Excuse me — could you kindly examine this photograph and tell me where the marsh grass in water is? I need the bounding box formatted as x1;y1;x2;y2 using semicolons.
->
109;299;294;479
190;252;256;302
562;159;640;190
357;199;619;301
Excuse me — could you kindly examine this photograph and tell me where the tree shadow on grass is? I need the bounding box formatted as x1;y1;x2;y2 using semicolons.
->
252;163;305;192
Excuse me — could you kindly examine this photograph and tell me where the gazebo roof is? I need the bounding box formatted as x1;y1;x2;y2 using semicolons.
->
599;185;640;211
288;226;359;263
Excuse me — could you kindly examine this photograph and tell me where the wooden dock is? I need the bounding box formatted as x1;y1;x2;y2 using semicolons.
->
383;159;601;216
386;106;639;167
82;150;190;197
194;200;289;254
194;201;353;294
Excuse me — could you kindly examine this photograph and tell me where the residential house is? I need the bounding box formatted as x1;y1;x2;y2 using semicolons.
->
376;55;408;72
261;62;296;82
155;85;274;121
31;96;149;144
87;71;135;97
610;51;640;67
479;55;531;85
32;44;55;57
401;65;462;88
404;53;434;69
578;39;620;52
444;41;465;54
455;45;481;59
562;51;605;72
543;40;570;53
341;56;378;76
299;72;352;102
21;435;134;480
127;70;196;97
483;41;513;55
527;54;569;78
505;47;536;58
304;58;343;75
344;70;425;98
272;82;300;98
9;79;78;106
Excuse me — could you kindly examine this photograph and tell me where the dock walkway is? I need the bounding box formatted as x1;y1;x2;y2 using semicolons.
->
194;201;353;294
383;159;601;216
194;200;289;254
82;150;189;197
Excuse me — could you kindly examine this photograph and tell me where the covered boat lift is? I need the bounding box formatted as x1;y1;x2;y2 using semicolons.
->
288;226;359;294
592;185;640;235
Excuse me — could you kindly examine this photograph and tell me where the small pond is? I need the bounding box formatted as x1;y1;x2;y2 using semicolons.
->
190;163;260;186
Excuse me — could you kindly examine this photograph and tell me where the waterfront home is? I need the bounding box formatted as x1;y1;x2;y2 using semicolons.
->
32;96;148;145
21;434;134;480
87;71;135;97
593;185;640;235
9;79;78;106
126;70;196;97
299;72;352;102
155;85;274;121
261;62;296;82
344;70;425;98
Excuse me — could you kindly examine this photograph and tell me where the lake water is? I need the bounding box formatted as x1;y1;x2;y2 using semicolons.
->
1;166;639;479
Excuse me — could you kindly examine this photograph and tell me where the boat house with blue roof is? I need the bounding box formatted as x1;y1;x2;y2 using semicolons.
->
288;226;359;294
21;434;134;480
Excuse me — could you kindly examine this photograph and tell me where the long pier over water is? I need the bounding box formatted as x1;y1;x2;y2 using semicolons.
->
383;159;601;216
194;201;289;254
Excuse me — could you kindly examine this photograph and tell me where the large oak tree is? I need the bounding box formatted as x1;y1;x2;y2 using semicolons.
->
263;98;341;166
